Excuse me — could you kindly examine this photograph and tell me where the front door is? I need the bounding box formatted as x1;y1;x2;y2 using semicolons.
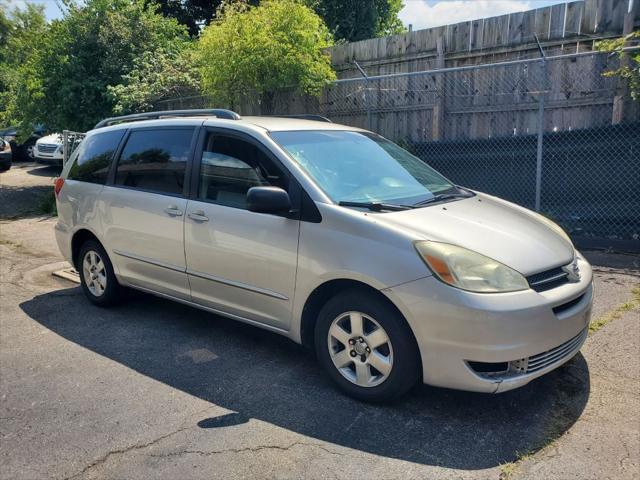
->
101;127;196;299
184;130;299;330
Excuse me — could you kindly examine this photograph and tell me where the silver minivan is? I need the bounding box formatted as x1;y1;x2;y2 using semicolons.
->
54;109;593;402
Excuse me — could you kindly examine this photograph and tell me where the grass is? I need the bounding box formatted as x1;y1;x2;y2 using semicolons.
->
0;237;22;248
498;430;564;480
498;461;520;480
36;190;57;216
589;286;640;335
0;237;27;254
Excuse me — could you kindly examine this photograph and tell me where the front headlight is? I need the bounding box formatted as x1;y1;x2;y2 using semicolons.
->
414;241;529;293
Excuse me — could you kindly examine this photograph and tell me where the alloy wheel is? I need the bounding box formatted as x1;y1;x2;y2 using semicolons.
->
82;250;107;297
327;311;393;387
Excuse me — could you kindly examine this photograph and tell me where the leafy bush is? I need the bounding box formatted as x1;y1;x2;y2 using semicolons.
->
597;31;640;101
197;0;336;113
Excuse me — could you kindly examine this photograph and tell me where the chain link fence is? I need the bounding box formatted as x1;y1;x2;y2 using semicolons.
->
155;49;640;249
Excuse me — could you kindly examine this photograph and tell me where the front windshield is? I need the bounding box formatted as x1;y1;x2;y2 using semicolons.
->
270;130;455;205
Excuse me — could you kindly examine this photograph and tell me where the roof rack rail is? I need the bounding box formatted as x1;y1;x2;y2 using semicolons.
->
270;114;332;123
93;108;241;129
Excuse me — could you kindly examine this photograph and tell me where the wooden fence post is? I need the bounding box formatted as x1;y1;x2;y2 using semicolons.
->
431;36;445;141
611;0;638;124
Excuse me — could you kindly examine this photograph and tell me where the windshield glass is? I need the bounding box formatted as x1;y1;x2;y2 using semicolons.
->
270;130;455;205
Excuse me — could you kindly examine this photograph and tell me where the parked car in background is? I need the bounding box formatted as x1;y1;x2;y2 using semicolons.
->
35;133;64;166
53;109;593;402
0;139;12;171
0;125;46;161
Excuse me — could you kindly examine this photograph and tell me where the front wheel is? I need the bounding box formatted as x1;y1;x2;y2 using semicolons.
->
315;290;421;402
78;240;122;307
25;144;34;160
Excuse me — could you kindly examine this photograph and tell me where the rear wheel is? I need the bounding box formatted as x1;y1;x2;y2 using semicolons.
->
78;240;122;307
315;289;420;402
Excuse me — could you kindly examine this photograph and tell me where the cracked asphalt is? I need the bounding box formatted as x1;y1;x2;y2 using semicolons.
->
1;163;639;479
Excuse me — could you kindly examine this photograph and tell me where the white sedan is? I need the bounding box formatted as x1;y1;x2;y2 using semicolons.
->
35;133;64;165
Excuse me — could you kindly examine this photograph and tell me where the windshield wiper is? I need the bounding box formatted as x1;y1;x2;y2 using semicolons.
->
413;190;474;207
338;201;412;212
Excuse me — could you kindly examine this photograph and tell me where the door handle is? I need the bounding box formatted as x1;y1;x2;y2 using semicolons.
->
188;210;209;222
164;205;183;216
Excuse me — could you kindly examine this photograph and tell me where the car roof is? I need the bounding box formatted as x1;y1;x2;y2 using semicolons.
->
88;115;365;136
235;116;364;132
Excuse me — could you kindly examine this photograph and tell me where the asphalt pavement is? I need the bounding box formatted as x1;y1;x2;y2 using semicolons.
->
1;163;638;479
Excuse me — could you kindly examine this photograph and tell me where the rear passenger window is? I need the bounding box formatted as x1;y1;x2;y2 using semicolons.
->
68;130;124;184
114;128;194;196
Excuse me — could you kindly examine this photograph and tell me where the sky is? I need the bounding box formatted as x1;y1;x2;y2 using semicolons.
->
12;0;569;30
398;0;567;30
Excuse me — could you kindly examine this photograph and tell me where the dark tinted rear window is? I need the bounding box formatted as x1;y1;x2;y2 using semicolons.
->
68;130;125;184
114;128;194;196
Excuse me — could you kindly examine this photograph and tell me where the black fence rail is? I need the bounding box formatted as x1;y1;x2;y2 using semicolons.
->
412;122;640;246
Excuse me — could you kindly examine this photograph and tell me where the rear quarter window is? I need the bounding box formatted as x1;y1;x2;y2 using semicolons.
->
68;130;125;184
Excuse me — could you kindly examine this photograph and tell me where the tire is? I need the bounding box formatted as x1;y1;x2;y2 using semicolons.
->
25;144;35;160
18;142;35;162
315;289;421;402
78;240;122;307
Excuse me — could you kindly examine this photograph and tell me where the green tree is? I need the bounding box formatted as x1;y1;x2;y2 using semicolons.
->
148;0;258;37
308;0;404;42
197;0;335;113
0;7;11;54
150;0;404;42
2;0;189;133
0;2;48;131
0;2;48;66
108;42;200;114
597;31;640;100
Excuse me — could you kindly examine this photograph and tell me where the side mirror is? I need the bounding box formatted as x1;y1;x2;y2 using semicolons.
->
247;186;291;214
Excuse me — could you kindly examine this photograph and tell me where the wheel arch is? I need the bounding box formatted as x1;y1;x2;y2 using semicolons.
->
70;228;102;270
299;279;420;362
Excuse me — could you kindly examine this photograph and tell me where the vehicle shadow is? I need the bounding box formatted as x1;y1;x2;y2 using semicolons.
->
25;164;62;177
20;287;590;470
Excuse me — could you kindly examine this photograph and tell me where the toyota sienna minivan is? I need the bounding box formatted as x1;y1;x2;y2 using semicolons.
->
54;109;593;402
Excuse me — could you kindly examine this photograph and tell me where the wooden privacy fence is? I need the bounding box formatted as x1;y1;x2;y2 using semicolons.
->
317;49;639;142
328;0;636;77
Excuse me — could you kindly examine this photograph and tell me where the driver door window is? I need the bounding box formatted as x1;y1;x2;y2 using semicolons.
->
199;134;287;209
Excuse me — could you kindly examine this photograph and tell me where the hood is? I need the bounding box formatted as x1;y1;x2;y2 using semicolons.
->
36;133;62;145
376;193;574;275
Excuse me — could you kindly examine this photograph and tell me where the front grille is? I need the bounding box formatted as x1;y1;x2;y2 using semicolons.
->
518;327;587;374
468;327;587;379
37;144;58;154
527;266;569;292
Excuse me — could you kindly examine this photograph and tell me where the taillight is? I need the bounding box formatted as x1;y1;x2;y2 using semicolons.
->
54;177;64;197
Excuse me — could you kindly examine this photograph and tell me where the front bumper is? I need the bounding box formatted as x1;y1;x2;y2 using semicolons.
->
35;150;63;165
384;255;593;393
